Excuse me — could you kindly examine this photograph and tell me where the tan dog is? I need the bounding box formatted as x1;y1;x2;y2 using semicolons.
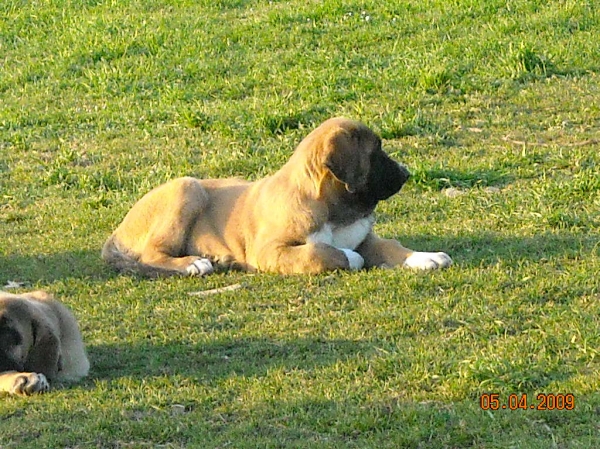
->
0;291;89;396
102;117;451;277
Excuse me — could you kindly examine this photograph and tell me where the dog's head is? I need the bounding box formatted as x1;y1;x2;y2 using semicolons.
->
0;298;32;373
0;291;61;377
301;117;410;222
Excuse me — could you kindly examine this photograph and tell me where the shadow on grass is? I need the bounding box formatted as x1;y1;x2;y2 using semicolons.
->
0;249;114;284
399;231;598;268
86;334;573;395
87;337;371;383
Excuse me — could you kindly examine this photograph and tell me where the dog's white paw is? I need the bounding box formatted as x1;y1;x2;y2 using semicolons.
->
11;373;50;396
339;248;365;270
404;252;452;270
186;258;214;276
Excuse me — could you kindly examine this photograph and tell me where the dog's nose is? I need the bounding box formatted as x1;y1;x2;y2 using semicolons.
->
397;163;411;179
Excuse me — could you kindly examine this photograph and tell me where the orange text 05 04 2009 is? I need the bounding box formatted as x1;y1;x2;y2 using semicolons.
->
479;393;575;411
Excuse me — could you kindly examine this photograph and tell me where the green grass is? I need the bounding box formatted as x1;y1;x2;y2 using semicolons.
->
1;0;600;447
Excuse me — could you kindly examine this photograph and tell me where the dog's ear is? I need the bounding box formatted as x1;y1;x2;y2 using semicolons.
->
23;317;60;380
323;128;369;193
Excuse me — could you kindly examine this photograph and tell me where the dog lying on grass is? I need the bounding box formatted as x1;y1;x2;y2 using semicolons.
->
0;290;89;396
103;117;452;277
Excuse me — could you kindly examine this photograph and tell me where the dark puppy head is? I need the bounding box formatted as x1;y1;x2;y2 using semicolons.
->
0;293;60;378
0;299;29;372
305;117;410;223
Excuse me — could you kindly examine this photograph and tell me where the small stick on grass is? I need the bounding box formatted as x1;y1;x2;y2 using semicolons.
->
188;283;245;296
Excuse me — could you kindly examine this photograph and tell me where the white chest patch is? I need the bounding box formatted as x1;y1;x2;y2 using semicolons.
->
307;216;374;250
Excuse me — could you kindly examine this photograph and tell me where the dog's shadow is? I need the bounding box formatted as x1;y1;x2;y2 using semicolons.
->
0;249;115;285
86;337;370;384
398;231;597;268
84;333;573;394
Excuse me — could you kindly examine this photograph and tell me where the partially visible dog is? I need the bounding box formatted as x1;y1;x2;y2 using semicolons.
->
102;117;451;277
0;290;89;396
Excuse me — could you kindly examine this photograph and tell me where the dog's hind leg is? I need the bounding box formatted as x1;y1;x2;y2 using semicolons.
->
139;252;214;276
105;177;214;276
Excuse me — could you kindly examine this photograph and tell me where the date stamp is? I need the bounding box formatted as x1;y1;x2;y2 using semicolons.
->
480;393;575;411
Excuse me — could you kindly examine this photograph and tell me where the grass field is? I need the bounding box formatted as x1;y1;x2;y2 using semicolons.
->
1;0;599;447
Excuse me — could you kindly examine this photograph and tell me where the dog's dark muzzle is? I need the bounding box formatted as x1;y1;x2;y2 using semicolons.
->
367;152;410;201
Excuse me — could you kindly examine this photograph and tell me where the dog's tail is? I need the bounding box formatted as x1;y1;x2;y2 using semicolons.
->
101;235;181;278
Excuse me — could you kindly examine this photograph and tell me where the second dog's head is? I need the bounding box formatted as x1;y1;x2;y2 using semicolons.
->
0;297;31;372
0;291;59;377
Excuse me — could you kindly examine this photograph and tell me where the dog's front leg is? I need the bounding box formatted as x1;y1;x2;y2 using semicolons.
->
357;233;452;270
0;371;50;395
256;242;361;274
